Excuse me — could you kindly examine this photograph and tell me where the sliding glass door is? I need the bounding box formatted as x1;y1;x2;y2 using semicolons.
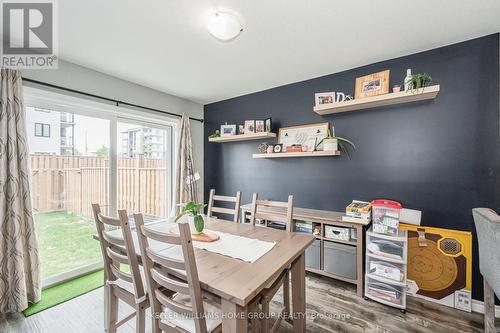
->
27;107;109;284
25;88;176;287
117;119;173;223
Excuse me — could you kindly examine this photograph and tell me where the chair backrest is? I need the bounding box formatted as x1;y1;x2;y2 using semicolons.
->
207;188;242;223
135;214;208;333
472;208;500;296
249;193;294;232
91;204;145;299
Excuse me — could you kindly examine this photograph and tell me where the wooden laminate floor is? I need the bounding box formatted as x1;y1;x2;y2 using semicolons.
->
1;272;497;333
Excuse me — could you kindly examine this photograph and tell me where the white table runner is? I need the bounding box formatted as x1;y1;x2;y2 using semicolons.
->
193;231;275;263
159;224;275;263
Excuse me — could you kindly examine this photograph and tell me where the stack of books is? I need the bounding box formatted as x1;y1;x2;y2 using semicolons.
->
342;200;372;224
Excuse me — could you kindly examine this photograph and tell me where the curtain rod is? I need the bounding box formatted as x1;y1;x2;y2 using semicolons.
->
22;77;204;123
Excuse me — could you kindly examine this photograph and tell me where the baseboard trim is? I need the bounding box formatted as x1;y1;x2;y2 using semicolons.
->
471;299;500;318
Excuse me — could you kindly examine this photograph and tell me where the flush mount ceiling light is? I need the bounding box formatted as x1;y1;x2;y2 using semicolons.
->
207;11;243;42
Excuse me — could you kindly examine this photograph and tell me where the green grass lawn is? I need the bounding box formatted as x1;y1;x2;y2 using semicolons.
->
34;211;102;279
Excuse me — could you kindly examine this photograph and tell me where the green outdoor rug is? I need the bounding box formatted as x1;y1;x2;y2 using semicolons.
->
23;270;104;317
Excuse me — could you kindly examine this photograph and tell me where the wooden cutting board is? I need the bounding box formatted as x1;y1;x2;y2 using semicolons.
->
192;229;220;242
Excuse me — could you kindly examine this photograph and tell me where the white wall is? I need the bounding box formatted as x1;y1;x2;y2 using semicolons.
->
22;60;205;200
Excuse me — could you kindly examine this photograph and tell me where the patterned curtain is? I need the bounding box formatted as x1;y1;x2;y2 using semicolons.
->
174;114;196;214
0;69;41;312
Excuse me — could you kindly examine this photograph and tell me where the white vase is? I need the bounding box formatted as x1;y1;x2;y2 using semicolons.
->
323;138;338;151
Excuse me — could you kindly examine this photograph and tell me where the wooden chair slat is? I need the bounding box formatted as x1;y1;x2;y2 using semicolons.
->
102;231;126;247
212;194;237;202
255;199;289;208
155;290;194;315
98;213;122;227
110;263;134;283
146;247;186;271
151;268;190;295
211;207;236;215
142;226;182;245
255;212;289;223
106;247;129;265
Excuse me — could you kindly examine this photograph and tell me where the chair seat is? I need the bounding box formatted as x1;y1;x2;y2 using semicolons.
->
161;293;222;333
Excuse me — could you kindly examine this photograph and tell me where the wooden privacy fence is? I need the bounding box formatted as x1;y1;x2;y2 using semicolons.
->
30;154;168;217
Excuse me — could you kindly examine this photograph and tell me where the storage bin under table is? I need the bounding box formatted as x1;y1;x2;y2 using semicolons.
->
324;241;357;280
305;239;321;269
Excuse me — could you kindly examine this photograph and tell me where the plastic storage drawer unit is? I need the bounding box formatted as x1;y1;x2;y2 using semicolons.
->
371;199;402;236
324;241;357;279
305;240;320;269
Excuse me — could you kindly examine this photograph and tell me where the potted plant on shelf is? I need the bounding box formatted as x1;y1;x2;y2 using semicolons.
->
316;129;357;159
208;130;220;139
175;201;206;234
407;73;432;92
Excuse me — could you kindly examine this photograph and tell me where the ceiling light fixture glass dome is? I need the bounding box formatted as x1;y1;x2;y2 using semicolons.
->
207;11;243;42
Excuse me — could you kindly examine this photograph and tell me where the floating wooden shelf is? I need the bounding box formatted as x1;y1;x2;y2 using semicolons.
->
313;85;440;115
252;150;340;159
209;132;276;143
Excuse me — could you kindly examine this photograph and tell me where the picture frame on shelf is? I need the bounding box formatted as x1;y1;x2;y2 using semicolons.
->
315;92;336;106
278;122;329;152
244;120;255;133
273;143;283;153
238;125;245;135
255;120;265;132
265;117;272;132
355;69;390;99
220;124;237;136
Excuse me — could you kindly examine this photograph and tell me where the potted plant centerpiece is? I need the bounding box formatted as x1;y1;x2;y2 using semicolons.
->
316;129;357;158
175;201;206;234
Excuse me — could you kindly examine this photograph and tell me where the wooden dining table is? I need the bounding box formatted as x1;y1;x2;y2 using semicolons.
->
99;216;314;333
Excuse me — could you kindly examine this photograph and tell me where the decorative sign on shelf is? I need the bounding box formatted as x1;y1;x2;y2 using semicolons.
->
278;122;329;152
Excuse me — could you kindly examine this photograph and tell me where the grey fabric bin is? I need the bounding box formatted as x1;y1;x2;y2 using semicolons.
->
324;241;357;279
305;240;320;269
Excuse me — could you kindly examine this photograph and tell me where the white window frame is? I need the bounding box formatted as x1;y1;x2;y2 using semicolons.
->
24;86;178;287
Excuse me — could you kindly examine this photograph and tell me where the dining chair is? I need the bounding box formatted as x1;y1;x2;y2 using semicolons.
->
92;204;149;333
472;208;500;333
134;213;222;333
207;188;242;223
249;193;294;333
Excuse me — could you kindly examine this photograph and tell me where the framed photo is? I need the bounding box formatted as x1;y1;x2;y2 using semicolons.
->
273;144;283;153
238;124;245;135
220;124;237;136
355;69;390;99
315;92;336;106
255;120;265;133
278;122;329;151
244;120;255;133
265;117;272;132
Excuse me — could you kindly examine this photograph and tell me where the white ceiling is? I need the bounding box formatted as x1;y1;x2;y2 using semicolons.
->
59;1;500;104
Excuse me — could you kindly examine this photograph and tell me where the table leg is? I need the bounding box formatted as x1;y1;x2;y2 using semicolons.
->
221;298;248;333
291;252;306;332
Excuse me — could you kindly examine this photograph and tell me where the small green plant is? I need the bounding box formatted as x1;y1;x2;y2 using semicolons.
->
175;201;206;233
408;73;432;92
208;130;220;139
316;129;357;159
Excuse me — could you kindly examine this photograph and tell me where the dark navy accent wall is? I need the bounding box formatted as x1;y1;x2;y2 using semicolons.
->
204;34;500;301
